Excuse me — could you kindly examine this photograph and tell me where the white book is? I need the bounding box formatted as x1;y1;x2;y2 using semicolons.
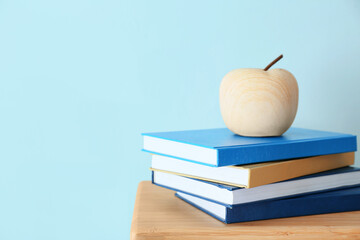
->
153;167;360;205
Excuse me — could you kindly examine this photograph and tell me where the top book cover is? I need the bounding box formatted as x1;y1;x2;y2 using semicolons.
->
142;128;357;167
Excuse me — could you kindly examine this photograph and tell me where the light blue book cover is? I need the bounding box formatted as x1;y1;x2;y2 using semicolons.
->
143;127;357;167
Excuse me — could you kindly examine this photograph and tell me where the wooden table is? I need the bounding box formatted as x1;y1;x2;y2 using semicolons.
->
131;181;360;239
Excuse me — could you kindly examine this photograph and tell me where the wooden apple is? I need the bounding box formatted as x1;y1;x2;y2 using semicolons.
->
219;55;298;137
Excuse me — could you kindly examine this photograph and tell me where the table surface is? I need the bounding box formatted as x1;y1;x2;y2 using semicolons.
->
130;181;360;240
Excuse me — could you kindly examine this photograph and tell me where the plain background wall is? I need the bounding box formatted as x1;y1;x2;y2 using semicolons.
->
0;0;359;239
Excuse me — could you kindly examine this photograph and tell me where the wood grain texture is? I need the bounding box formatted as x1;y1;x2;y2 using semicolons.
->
219;68;298;137
131;181;360;240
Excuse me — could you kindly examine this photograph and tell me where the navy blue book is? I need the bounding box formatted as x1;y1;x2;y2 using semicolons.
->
143;127;357;167
153;167;360;206
176;186;360;223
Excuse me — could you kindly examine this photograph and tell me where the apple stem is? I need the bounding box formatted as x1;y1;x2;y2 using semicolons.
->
264;54;283;71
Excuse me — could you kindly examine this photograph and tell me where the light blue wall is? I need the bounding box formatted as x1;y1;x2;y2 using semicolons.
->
0;0;359;239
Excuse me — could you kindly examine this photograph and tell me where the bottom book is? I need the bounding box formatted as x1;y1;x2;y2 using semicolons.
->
176;186;360;224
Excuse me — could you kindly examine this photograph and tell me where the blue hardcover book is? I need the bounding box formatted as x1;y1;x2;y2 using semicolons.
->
143;127;357;167
153;167;360;207
176;186;360;223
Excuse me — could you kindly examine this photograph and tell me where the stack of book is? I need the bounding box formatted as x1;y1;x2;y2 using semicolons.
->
142;127;360;223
